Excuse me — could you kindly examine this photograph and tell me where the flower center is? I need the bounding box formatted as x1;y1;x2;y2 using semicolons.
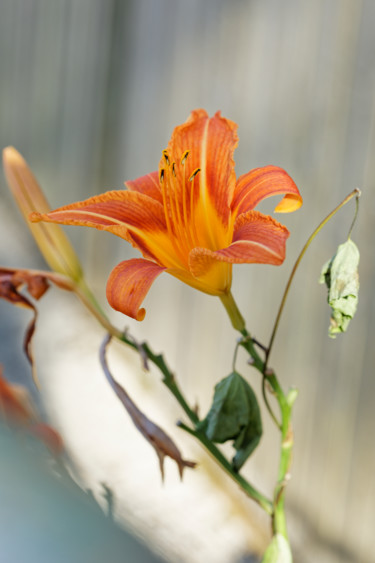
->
159;149;201;268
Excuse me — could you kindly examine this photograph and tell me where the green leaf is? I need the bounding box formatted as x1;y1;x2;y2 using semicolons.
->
319;239;359;338
198;372;262;471
261;534;292;563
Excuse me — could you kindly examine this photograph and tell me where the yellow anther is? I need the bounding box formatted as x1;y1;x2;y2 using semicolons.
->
159;168;165;183
181;150;190;165
188;168;201;181
172;162;176;177
162;150;170;165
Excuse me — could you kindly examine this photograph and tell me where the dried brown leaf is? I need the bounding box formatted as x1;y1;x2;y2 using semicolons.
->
0;267;74;384
100;334;196;480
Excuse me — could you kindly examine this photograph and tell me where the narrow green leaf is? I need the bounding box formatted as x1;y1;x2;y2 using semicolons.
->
319;239;360;338
198;372;262;471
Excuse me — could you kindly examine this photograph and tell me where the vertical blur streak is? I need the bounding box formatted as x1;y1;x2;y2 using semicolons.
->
0;0;374;561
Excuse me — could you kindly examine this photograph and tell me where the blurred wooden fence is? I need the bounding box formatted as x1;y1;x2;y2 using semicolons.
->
1;0;374;561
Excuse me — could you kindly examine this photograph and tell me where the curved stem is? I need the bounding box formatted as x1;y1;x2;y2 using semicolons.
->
347;190;360;240
232;339;242;372
238;328;281;427
265;188;361;371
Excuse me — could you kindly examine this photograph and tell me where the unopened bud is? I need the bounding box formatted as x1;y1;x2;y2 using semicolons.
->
3;147;83;282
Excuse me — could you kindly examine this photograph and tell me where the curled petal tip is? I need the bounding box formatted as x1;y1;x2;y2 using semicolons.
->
274;193;303;213
233;165;302;216
106;259;165;321
134;307;146;321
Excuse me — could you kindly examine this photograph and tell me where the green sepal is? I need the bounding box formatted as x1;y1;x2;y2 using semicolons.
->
198;371;262;471
319;239;359;338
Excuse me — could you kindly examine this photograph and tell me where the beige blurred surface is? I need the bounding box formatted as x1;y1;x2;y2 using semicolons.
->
1;1;374;561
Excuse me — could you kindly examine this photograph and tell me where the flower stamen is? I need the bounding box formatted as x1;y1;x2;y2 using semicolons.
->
188;168;201;182
180;150;195;249
169;162;191;259
189;169;201;248
181;150;190;165
159;152;188;267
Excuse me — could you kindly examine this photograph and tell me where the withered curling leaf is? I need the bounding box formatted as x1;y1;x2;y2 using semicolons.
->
0;267;74;383
100;334;196;480
319;239;360;338
198;371;262;471
0;364;63;455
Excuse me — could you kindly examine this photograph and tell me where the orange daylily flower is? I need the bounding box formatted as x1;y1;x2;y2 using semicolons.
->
31;109;302;322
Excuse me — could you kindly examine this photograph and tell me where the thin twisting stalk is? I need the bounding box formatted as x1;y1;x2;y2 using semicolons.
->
264;187;361;372
262;373;281;430
238;327;281;427
347;190;360;240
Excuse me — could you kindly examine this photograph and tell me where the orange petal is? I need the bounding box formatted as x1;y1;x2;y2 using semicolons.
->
30;190;180;264
165;109;238;231
31;190;166;235
125;171;163;204
189;211;289;277
106;259;165;320
232;165;302;216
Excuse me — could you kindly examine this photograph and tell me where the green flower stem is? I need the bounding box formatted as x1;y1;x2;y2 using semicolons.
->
239;328;265;373
220;291;246;332
73;279;271;512
237;327;282;429
121;336;273;514
222;298;296;549
133;342;272;514
240;338;294;539
178;421;273;514
76;276;292;543
137;341;199;426
265;373;296;540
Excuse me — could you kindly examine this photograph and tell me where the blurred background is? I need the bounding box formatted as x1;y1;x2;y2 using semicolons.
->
0;0;374;561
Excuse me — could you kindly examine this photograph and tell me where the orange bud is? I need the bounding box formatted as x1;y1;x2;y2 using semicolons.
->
2;147;83;282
